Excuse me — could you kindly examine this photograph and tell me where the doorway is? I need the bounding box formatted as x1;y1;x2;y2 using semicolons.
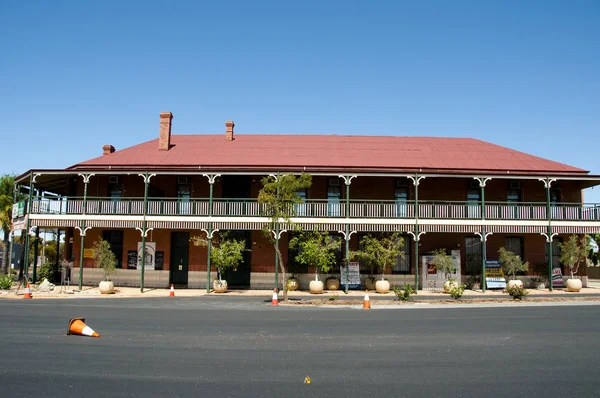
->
170;231;189;287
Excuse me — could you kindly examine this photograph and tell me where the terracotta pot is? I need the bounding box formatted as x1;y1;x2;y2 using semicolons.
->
375;280;390;294
443;280;458;293
365;278;376;290
287;278;299;291
309;280;324;294
213;279;228;293
326;278;340;291
98;281;114;294
566;278;582;292
507;280;523;289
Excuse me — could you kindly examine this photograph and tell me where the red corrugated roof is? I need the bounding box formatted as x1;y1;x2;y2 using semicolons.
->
71;134;588;174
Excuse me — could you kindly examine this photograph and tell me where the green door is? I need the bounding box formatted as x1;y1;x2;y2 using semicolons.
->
221;230;251;288
170;232;189;287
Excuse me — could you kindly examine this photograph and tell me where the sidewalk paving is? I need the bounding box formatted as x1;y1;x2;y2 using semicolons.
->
2;282;600;301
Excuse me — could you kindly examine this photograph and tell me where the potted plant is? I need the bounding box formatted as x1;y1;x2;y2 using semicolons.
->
289;231;338;294
285;257;301;291
191;231;248;293
559;234;590;292
351;232;404;294
430;249;458;293
498;247;529;289
92;238;117;294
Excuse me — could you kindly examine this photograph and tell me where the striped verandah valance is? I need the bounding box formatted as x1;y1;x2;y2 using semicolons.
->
26;217;600;235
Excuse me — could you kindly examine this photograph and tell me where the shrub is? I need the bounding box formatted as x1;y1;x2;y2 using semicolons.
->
505;285;528;300
449;284;466;300
38;261;60;284
0;273;14;290
393;283;416;301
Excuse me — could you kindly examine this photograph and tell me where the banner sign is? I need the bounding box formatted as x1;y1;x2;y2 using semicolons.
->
137;242;156;270
11;215;27;231
485;260;507;289
552;268;566;288
421;252;461;291
12;201;26;219
340;262;361;289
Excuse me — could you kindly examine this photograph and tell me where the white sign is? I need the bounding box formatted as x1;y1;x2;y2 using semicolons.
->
340;262;361;289
421;252;461;291
137;242;156;270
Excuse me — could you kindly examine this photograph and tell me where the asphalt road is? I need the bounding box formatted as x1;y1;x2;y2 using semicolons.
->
0;297;599;397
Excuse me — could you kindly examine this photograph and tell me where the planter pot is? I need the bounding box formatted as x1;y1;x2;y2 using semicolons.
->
213;279;228;293
536;283;546;290
365;278;376;290
98;281;114;294
443;280;459;293
507;280;523;289
566;278;582;292
375;280;390;294
287;278;299;291
309;280;324;294
326;278;340;291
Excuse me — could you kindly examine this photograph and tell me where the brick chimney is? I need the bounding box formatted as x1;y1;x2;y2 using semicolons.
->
102;145;115;155
159;112;173;150
225;120;235;141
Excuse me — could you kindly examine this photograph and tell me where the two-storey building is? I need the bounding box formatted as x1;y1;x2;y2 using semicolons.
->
14;112;600;291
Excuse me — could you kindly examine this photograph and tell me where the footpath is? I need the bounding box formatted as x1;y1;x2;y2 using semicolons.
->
2;281;600;303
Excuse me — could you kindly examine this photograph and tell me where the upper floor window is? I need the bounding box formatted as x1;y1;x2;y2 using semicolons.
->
507;190;522;203
108;176;121;201
327;178;341;216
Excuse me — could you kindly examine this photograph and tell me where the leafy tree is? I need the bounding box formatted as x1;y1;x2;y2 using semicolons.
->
498;247;529;280
559;234;591;279
588;234;600;266
257;173;312;301
191;231;248;283
351;232;405;281
92;238;117;282
289;231;339;280
430;248;458;280
0;174;16;275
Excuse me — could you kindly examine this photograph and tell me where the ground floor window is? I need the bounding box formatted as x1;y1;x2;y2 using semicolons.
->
102;230;124;268
464;236;482;276
544;237;562;269
392;235;411;274
505;236;524;259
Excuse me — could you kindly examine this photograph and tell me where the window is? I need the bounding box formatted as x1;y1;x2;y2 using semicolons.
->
327;181;341;217
392;235;411;274
505;237;524;260
394;187;408;218
507;190;521;203
177;184;191;215
464;237;482;276
467;189;481;218
545;237;562;269
102;230;124;268
295;189;307;216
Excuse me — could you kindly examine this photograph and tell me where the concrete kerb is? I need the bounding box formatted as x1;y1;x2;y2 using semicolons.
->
2;283;600;302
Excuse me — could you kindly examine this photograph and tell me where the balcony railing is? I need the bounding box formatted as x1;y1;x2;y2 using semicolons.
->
29;197;600;221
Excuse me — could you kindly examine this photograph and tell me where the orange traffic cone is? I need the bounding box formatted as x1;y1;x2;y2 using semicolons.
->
363;290;371;309
169;284;175;297
23;282;32;299
271;288;279;306
67;317;100;338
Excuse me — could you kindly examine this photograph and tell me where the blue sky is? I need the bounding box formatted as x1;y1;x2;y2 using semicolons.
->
1;0;599;200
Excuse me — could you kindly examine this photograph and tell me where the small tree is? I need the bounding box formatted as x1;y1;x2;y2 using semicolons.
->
351;232;404;281
430;249;456;280
191;231;247;283
258;173;312;301
289;231;339;280
498;247;529;280
559;234;591;279
92;238;117;282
